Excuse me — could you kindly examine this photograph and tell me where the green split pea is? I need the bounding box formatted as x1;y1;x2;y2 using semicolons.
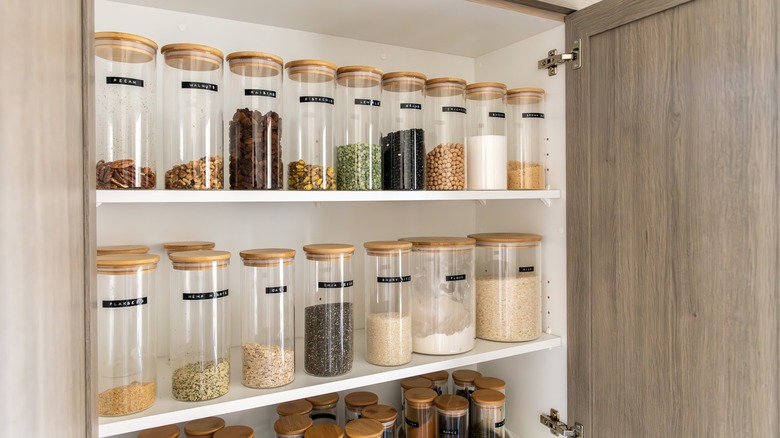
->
336;143;382;190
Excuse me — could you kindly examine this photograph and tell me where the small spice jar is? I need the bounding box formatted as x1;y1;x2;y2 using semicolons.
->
138;425;181;438
451;370;482;401
275;414;314;438
468;233;542;342
214;426;254;438
400;377;433;421
303;244;355;377
506;88;545;190
381;72;427;190
345;419;384;438
286;60;337;190
278;399;314;418
420;370;450;395
364;241;413;366
424;77;467;191
304;424;344;438
361;405;398;438
434;395;469;438
345;391;379;422
226;51;284;190
469;390;505;438
465;82;507;190
97;244;149;255
335;66;384;191
474;377;506;395
161;44;225;190
306;393;340;425
163;241;217;256
94;32;158;190
184;417;225;438
240;248;296;388
404;388;437;438
399;237;476;355
169;250;231;401
97;254;160;416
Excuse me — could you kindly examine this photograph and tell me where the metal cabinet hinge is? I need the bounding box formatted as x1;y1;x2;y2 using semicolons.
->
537;39;581;76
540;408;585;437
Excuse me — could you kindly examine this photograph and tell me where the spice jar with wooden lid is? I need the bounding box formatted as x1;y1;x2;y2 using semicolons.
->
345;391;379;422
420;370;450;395
345;418;384;438
474;377;506;395
465;82;508;190
97;244;149;255
424;77;467;190
278;399;314;418
434;394;469;438
213;425;254;438
399;377;433;422
381;71;427;190
361;404;398;438
138;424;180;438
469;389;506;438
451;370;482;401
184;417;225;438
404;388;437;438
306;392;340;425
506;88;546;190
275;414;314;438
304;424;344;438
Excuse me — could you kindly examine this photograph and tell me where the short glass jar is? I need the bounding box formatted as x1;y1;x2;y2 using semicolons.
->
424;77;467;190
434;395;469;438
465;82;507;190
404;388;437;438
275;414;314;438
345;391;379;422
345;419;384;438
381;72;427;190
469;390;505;438
400;377;433;422
184;417;225;438
361;405;398;438
451;370;482;402
306;393;340;425
420;370;450;396
506;88;546;190
278;400;314;418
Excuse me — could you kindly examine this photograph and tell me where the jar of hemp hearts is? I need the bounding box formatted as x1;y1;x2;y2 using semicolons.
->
169;250;231;401
94;32;158;190
507;88;546;190
424;77;467;190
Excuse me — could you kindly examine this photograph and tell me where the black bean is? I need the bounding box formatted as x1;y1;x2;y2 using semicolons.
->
381;128;425;190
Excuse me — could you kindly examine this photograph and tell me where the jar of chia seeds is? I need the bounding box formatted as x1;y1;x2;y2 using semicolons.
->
97;244;149;256
399;236;476;355
304;393;340;424
304;424;344;438
467;232;542;342
451;370;482;402
275;414;314;438
424;77;467;191
345;419;384;438
381;71;427;190
420;370;450;395
169;250;231;401
336;66;383;190
465;82;507;190
434;395;469;438
474;377;506;395
361;405;398;438
507;88;546;190
278;399;314;418
363;240;413;366
404;388;437;438
97;253;160;416
345;391;379;422
286;60;337;190
94;32;157;190
184;417;225;438
469;390;505;438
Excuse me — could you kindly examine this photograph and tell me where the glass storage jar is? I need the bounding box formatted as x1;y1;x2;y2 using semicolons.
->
278;399;314;418
169;250;231;401
345;391;379;422
286;59;337;190
399;236;476;355
97;244;149;256
465;82;507;190
420;370;450;395
275;414;314;438
184;417;225;438
214;426;254;438
306;393;339;425
434;395;469;438
94;32;158;190
473;377;506;395
303;243;355;377
345;419;384;438
468;232;542;342
424;77;467;190
139;425;181;438
336;66;383;190
239;248;295;388
451;370;481;401
469;390;505;438
506;88;545;190
361;405;398;438
305;424;344;438
381;72;427;190
97;253;160;416
363;240;413;366
400;377;433;430
226;51;284;190
404;388;437;438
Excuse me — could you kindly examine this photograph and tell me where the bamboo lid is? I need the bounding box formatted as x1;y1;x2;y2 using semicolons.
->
97;245;150;255
95;31;158;50
138;425;180;438
345;391;379;408
226;51;283;65
286;59;337;83
404;388;437;404
363;241;412;251
400;376;433;390
161;43;224;71
184;417;225;437
466;82;507;91
507;87;545;95
474;376;507;391
96;253;160;267
276;399;313;416
382;71;427;92
467;233;542;243
452;369;482;383
304;424;344;438
466;82;507;101
240;248;296;260
226;51;283;77
398;236;475;247
95;32;157;63
344;419;383;438
361;404;398;422
274;414;313;435
434;394;469;411
471;389;506;406
507;88;545;104
306;392;339;406
425;77;467;98
337;66;384;87
164;241;216;252
303;243;355;256
213;426;254;438
169;250;231;263
419;370;449;382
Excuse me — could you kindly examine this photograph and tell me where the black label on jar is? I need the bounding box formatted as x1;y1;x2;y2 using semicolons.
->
265;286;287;294
440;429;460;436
181;81;218;92
355;98;381;106
488;111;506;118
519;266;535;273
446;274;466;281
182;289;229;300
318;280;354;288
300;96;334;104
405;419;420;428
102;297;147;308
400;103;422;110
495;419;506;428
442;106;466;114
106;76;144;87
377;275;411;283
311;413;337;420
244;88;276;98
522;112;545;119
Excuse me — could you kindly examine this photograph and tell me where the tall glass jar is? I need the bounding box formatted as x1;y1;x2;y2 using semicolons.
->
434;395;469;438
363;240;413;366
278;400;314;418
474;377;506;395
404;388;437;438
451;370;481;401
240;248;296;388
286;60;337;190
468;232;542;342
184;417;225;438
424;78;466;191
169;250;231;401
465;82;507;190
336;66;383;190
95;32;157;190
275;414;313;438
345;391;379;422
303;244;355;376
399;237;476;355
381;72;427;190
507;88;545;190
161;43;224;190
306;393;340;425
97;244;149;256
420;370;450;395
469;390;505;438
345;419;384;438
361;405;398;438
226;52;284;190
97;253;160;416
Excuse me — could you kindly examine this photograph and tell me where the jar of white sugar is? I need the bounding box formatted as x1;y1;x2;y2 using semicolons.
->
465;82;508;190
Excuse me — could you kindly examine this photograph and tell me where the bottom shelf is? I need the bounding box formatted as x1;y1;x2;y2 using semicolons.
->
98;331;561;437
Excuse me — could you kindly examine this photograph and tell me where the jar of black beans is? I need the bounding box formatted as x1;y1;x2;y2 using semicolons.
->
381;72;427;190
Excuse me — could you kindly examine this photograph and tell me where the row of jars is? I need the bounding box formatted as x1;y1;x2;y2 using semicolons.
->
95;32;546;192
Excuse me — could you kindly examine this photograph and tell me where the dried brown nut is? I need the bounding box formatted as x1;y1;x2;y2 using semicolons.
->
96;159;156;189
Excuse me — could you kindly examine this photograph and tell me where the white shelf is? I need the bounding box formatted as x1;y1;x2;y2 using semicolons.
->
98;331;561;437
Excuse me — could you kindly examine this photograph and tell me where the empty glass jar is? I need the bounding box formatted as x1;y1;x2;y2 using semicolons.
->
465;82;507;190
470;390;505;438
424;77;467;190
474;377;506;394
306;393;340;425
507;88;546;190
381;72;427;190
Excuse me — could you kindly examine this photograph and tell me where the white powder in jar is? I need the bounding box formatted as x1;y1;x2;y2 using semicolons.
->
466;135;507;190
476;275;541;342
413;324;475;355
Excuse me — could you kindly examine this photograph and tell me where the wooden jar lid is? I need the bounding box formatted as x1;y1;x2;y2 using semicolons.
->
277;399;313;416
400;376;433;390
419;370;449;382
304;424;344;438
470;389;506;406
468;232;542;243
184;417;225;437
361;404;397;422
96;253;160;268
399;236;476;247
274;414;313;435
425;77;467;97
306;392;339;406
97;244;149;255
169;250;231;263
138;425;180;438
337;66;383;87
161;44;224;71
434;394;469;411
94;32;157;63
382;71;427;92
364;241;412;253
240;248;296;260
404;388;437;405
452;369;482;383
164;241;216;252
474;376;506;391
344;419;384;438
213;425;254;438
345;391;379;407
